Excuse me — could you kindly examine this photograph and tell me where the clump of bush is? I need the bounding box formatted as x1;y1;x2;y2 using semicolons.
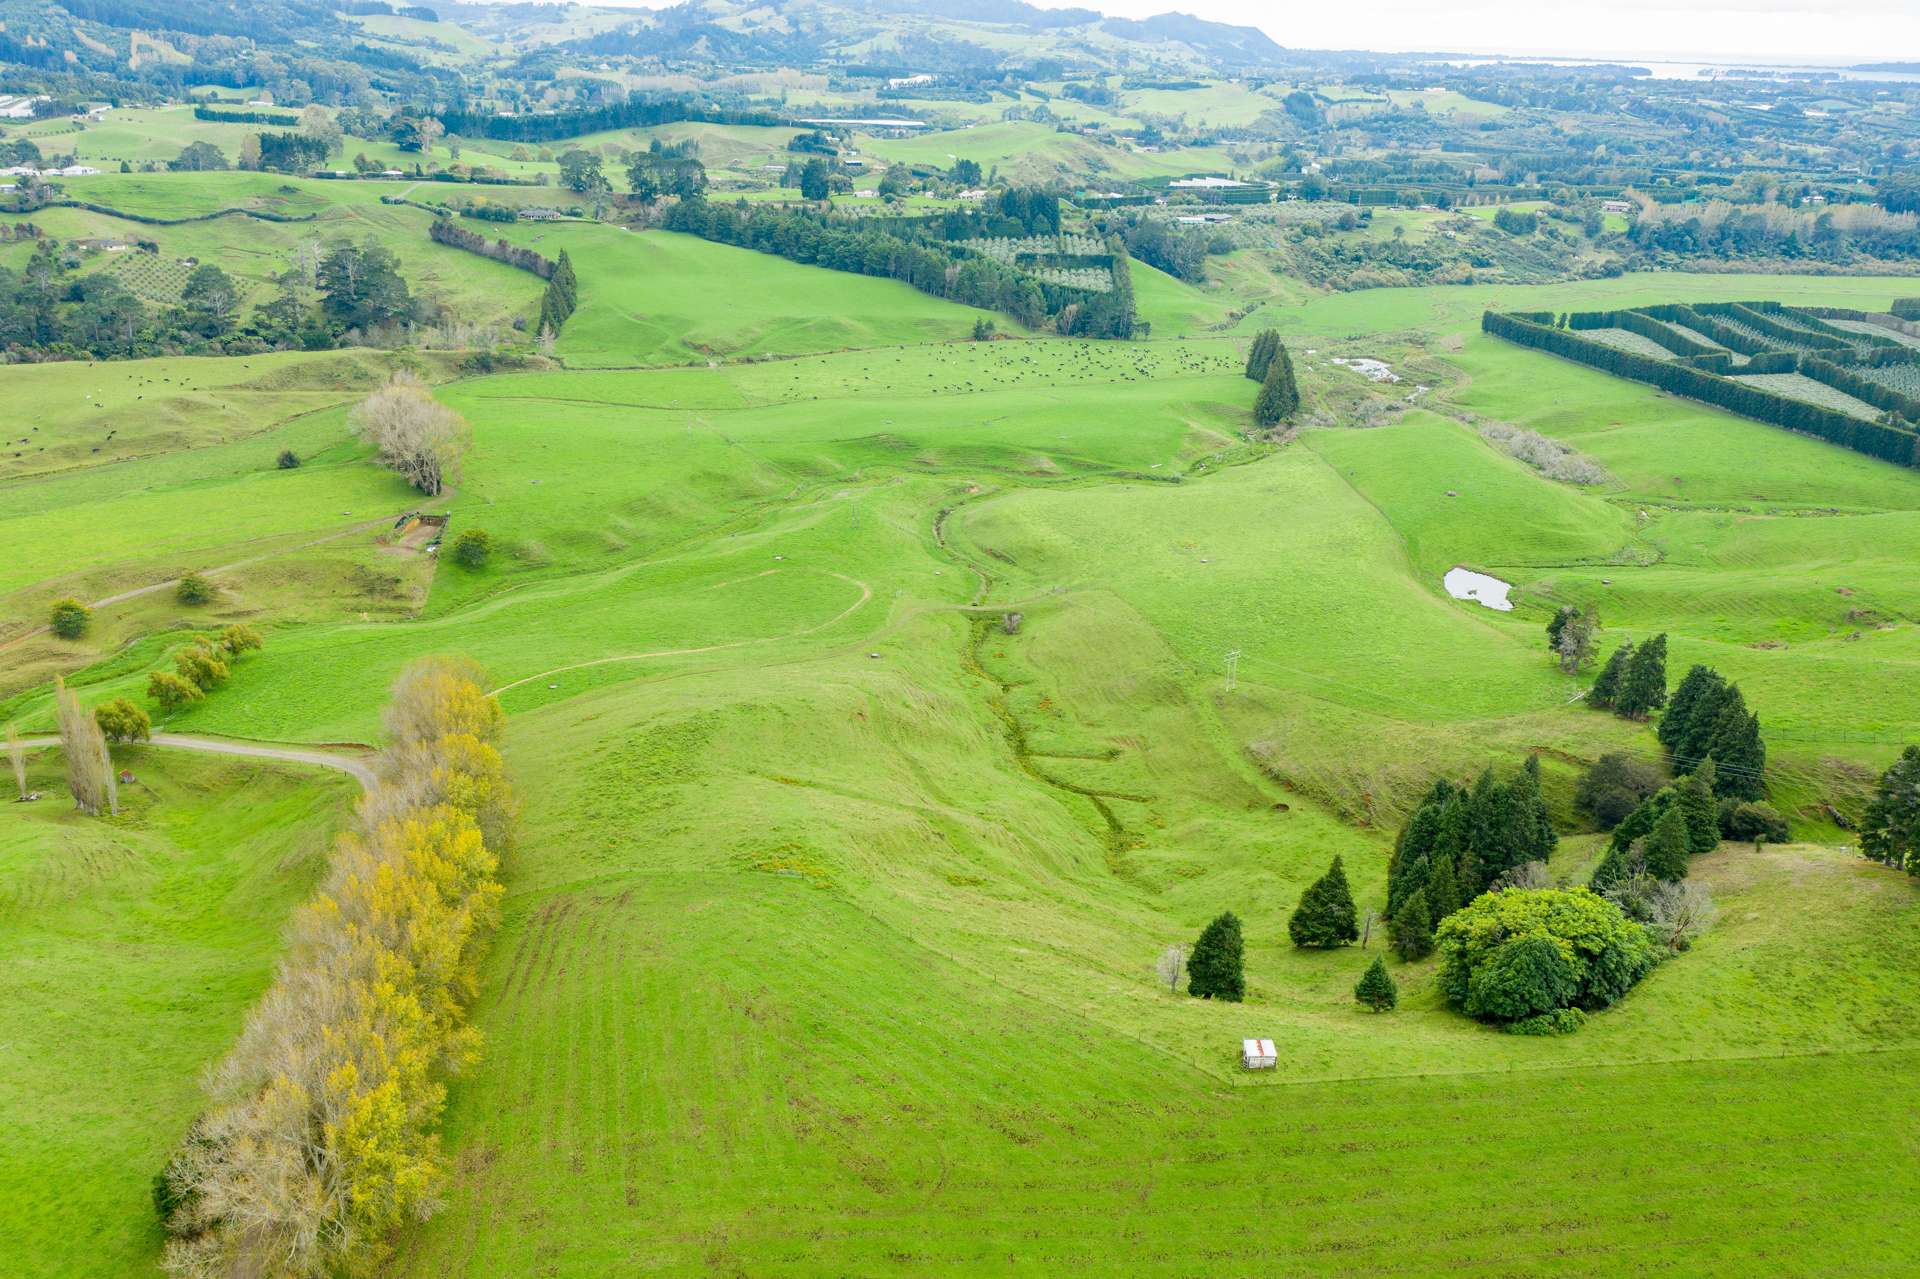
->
94;697;151;743
450;527;492;569
1477;421;1609;485
176;573;214;606
1574;751;1663;830
1435;888;1657;1033
276;448;300;469
146;626;265;716
49;597;91;639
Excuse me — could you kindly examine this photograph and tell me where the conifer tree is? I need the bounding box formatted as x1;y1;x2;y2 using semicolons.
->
550;249;577;312
1289;855;1359;948
1673;674;1735;769
1388;888;1434;961
1643;803;1692;882
1355;957;1398;1012
1609;788;1672;854
1424;850;1463;922
1675;765;1720;855
1245;329;1279;381
1660;664;1726;759
1615;632;1668;719
1253;342;1299;425
1706;696;1767;800
1588;641;1634;709
1187;911;1245;1001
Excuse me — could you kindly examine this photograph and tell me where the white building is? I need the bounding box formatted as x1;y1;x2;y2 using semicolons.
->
1170;176;1252;190
0;94;48;120
1241;1038;1277;1070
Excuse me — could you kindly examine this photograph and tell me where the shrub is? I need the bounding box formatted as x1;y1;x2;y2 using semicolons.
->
1605;874;1717;952
147;671;203;712
1436;888;1657;1028
450;527;492;569
176;573;215;605
1187;911;1245;1001
1354;957;1397;1012
1723;800;1788;844
95;697;151;743
49;597;91;639
175;644;230;692
219;624;263;656
276;448;301;469
1288;855;1358;948
1507;1007;1586;1036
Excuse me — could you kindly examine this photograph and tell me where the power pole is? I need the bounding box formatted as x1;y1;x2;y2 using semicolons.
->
1223;648;1240;694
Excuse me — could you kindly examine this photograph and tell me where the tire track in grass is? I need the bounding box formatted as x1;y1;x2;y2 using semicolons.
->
486;569;873;696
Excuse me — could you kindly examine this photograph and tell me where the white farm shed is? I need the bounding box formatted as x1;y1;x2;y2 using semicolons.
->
1241;1038;1277;1070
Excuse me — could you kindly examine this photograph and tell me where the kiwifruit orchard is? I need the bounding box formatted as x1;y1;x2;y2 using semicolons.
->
4;9;1920;1278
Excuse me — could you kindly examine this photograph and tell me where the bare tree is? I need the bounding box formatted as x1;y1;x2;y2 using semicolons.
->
54;678;116;816
350;373;468;496
6;722;26;800
1154;944;1185;994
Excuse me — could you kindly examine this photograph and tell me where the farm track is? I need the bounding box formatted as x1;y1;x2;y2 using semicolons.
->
14;731;376;788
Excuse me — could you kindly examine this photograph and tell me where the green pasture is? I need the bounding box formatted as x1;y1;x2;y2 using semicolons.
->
0;752;352;1279
486;223;997;365
3;194;1919;1279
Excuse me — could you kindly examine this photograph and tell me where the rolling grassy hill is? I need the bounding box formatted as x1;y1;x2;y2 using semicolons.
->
4;196;1920;1278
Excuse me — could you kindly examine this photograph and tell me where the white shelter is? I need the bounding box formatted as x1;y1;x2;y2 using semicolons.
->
1241;1038;1277;1070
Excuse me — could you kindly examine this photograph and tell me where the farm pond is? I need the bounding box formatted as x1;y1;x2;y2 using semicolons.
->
1443;566;1513;611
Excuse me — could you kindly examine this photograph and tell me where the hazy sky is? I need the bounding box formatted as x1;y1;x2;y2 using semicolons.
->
587;0;1920;63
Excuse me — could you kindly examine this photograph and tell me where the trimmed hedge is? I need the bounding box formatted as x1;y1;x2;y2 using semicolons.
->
1484;309;1920;467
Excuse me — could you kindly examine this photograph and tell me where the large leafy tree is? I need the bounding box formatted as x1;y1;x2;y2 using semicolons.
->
1436;888;1657;1027
1860;744;1920;874
317;241;414;334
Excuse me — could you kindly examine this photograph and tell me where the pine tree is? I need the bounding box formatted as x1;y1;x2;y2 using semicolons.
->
1643;803;1692;882
1675;676;1735;769
1424;850;1463;922
1615;633;1668;719
1609;788;1672;854
1245;329;1279;381
1674;766;1720;856
1355;957;1398;1012
1518;755;1558;864
1187;911;1245;1001
551;249;578;312
1289;855;1359;948
1388;888;1435;961
1660;664;1726;759
1253;342;1299;426
1707;694;1766;801
1588;641;1634;709
1387;799;1440;914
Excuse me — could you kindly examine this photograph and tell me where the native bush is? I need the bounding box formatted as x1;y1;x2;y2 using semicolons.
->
1436;888;1657;1029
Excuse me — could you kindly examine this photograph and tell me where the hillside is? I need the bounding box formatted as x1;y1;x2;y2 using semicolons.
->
2;23;1919;1279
